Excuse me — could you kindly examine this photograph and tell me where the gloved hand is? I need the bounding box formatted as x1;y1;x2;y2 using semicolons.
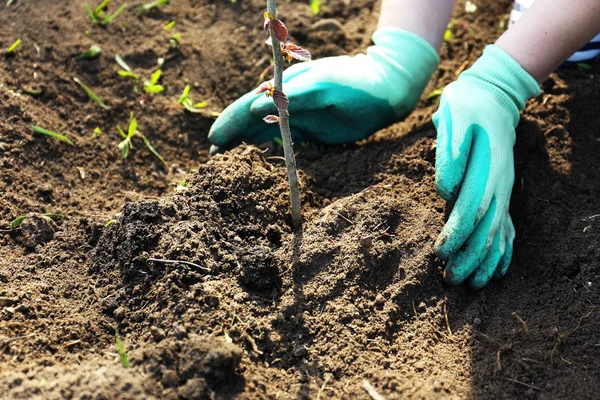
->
208;27;439;154
433;45;540;289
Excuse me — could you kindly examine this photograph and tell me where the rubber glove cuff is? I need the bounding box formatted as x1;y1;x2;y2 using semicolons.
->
459;45;541;125
370;26;440;116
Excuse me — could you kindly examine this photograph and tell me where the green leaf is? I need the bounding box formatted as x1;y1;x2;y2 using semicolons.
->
115;54;132;72
76;44;101;59
6;38;21;55
309;0;320;15
115;332;130;368
273;137;283;146
94;0;111;16
105;219;115;226
11;216;27;229
118;137;131;158
117;70;139;79
30;125;73;145
43;213;68;221
73;77;107;109
93;127;102;137
116;125;127;139
139;0;169;13
149;69;161;85
139;134;166;165
22;87;44;98
577;63;592;70
163;20;176;31
100;3;127;26
427;88;444;99
144;84;164;94
128;117;137;138
85;2;99;24
178;85;191;104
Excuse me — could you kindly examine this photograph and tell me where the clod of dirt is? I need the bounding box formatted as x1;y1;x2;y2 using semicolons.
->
136;335;242;398
237;245;280;291
19;215;56;249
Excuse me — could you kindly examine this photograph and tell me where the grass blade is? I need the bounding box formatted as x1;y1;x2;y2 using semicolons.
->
310;0;320;15
6;38;21;55
73;77;107;109
94;0;111;15
76;44;101;59
11;216;27;228
115;54;132;72
31;125;73;145
85;2;99;23
139;134;166;166
115;332;130;368
100;3;127;26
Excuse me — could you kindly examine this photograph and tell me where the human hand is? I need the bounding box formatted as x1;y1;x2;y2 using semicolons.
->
433;45;540;289
208;27;439;154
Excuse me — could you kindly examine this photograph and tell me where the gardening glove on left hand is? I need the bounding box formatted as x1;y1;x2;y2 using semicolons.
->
433;45;540;289
208;26;439;154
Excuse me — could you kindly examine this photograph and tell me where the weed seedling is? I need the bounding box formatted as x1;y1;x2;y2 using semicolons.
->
115;55;140;91
115;331;130;368
5;38;21;56
169;32;181;48
310;0;320;16
30;125;73;145
73;77;107;109
174;85;207;113
143;69;164;94
117;113;166;165
163;20;176;31
139;0;169;14
259;1;311;229
85;0;128;26
93;127;102;138
76;44;101;59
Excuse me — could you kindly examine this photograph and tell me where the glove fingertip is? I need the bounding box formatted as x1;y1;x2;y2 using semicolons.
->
494;243;513;280
209;144;224;156
443;257;468;286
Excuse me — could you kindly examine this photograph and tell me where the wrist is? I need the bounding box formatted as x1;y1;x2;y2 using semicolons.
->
460;45;540;126
369;27;440;114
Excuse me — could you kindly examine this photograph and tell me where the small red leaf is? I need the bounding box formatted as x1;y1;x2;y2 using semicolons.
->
272;89;288;110
285;43;311;62
263;115;280;124
256;80;273;94
263;18;270;31
270;18;288;43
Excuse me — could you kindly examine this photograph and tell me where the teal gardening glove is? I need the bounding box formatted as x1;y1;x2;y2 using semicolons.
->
433;45;540;289
208;27;439;153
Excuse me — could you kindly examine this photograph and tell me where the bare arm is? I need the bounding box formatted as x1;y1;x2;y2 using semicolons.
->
378;0;456;51
497;0;600;82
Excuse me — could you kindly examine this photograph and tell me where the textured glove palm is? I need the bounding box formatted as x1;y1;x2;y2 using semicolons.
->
433;45;540;289
208;27;439;154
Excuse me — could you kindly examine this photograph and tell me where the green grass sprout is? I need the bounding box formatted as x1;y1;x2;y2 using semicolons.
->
11;216;27;229
22;87;44;98
139;0;169;14
93;127;102;138
427;88;444;99
76;45;102;59
85;1;128;25
309;0;320;15
115;331;130;368
175;178;187;192
115;54;132;72
31;125;73;145
177;85;208;113
143;69;164;94
73;77;107;109
6;38;21;55
7;0;16;6
170;32;181;48
163;20;176;30
117;114;166;165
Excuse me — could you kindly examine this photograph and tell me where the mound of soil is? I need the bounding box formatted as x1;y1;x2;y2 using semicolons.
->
1;0;599;399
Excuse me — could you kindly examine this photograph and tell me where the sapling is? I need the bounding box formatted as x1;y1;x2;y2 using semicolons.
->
259;0;311;229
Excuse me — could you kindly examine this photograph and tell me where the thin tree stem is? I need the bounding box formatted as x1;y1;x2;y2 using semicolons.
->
267;0;302;230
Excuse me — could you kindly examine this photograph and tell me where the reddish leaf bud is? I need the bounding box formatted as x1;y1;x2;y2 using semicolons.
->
285;43;311;62
270;18;288;43
272;89;288;110
256;80;274;95
263;115;280;124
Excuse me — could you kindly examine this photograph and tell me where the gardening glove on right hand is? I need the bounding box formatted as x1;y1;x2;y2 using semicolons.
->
208;26;439;154
433;45;540;289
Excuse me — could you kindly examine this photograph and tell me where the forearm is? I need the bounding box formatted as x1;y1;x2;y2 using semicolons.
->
496;0;600;82
378;0;456;51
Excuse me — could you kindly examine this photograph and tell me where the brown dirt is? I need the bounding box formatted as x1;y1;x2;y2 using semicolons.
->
1;0;599;399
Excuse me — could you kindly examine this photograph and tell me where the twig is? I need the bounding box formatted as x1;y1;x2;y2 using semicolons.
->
362;380;386;400
503;378;545;392
444;299;453;336
267;0;302;230
147;258;210;271
0;333;35;346
316;375;330;400
512;312;529;334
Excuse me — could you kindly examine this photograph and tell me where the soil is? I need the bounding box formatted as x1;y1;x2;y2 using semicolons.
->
1;0;599;399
